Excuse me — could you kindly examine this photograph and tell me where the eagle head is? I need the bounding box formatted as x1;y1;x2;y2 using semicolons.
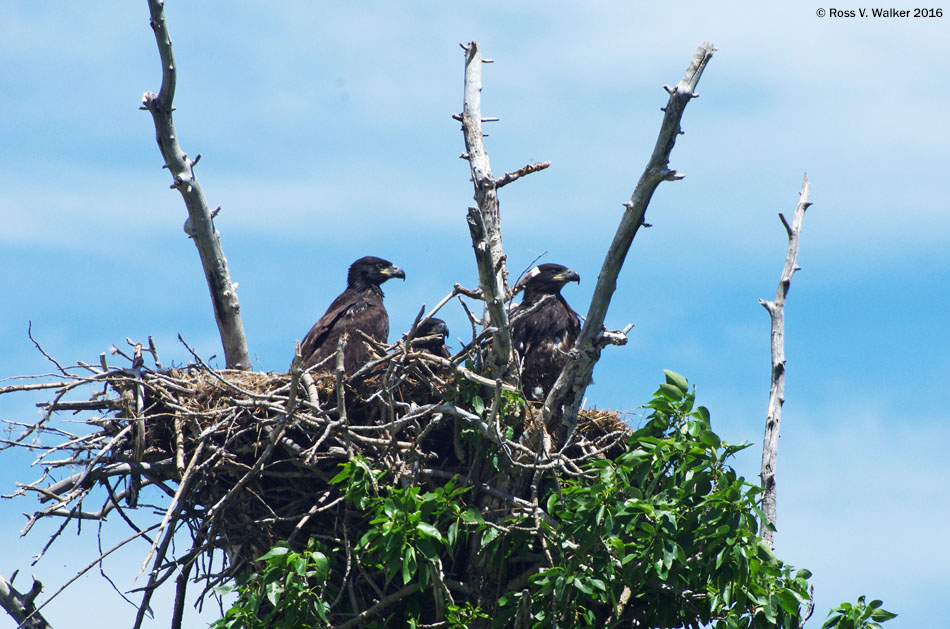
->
348;256;406;290
417;317;449;339
517;263;580;298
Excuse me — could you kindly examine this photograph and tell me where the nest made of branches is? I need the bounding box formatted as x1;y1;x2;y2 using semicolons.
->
1;337;632;621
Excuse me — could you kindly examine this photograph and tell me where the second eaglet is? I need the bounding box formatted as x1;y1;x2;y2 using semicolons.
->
413;317;451;359
511;263;581;400
300;256;405;372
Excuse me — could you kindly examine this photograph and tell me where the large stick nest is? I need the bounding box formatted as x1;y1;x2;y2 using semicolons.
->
1;337;631;621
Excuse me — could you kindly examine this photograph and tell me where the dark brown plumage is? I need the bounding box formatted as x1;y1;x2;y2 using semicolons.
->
300;256;405;372
413;317;451;359
511;263;581;400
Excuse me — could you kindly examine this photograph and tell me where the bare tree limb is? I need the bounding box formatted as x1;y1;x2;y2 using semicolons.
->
495;161;551;188
758;173;812;548
336;583;422;629
459;41;516;380
141;0;250;370
539;41;717;444
0;574;51;629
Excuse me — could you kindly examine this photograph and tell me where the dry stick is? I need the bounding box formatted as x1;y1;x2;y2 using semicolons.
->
28;322;68;377
413;353;518;392
539;41;717;445
140;0;249;370
132;442;206;629
495;161;551;189
136;442;206;580
336;583;423;629
333;337;354;460
170;556;195;629
758;174;812;548
26;524;162;627
449;293;555;365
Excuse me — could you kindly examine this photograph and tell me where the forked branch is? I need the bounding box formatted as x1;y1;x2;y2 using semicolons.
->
540;42;717;442
0;574;50;629
758;173;812;548
141;0;250;370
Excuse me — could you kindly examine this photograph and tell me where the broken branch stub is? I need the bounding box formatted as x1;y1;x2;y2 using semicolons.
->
539;41;717;444
141;0;250;370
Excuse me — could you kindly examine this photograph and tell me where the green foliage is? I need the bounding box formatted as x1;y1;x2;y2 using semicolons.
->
822;596;898;629
211;539;334;629
215;371;894;628
492;369;811;628
356;475;473;589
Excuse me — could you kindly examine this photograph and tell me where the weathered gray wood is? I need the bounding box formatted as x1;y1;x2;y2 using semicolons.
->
459;41;516;379
0;575;51;629
540;42;717;442
141;0;250;370
758;174;812;548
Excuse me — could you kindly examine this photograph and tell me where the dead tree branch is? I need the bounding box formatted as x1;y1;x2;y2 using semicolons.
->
495;161;551;188
758;173;812;548
539;41;717;444
140;0;250;370
459;41;546;382
0;574;50;629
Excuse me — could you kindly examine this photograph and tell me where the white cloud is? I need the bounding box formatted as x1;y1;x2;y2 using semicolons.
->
0;2;946;626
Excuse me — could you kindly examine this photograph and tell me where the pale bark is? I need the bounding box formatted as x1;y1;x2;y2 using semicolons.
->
141;0;250;370
540;42;717;443
758;174;812;547
0;575;50;629
458;42;549;381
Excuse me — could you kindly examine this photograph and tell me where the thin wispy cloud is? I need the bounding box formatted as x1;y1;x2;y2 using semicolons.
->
0;2;944;627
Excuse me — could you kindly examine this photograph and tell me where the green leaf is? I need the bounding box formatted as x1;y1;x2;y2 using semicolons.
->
416;522;443;540
480;526;500;549
657;383;684;401
328;465;351;485
869;609;898;622
574;577;594;595
460;506;484;524
264;579;283;606
693;405;711;422
311;552;329;582
472;395;485;417
447;520;458;547
402;548;415;584
258;546;291;561
664;369;689;394
416;536;441;561
589;577;607;592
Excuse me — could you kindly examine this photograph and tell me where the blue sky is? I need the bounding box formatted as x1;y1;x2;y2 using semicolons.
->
1;1;947;626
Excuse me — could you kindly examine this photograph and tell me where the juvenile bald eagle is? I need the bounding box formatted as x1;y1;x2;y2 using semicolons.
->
300;256;405;372
511;263;581;400
413;317;451;359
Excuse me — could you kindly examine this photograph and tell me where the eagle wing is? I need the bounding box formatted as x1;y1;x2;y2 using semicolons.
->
300;289;388;371
513;297;581;400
